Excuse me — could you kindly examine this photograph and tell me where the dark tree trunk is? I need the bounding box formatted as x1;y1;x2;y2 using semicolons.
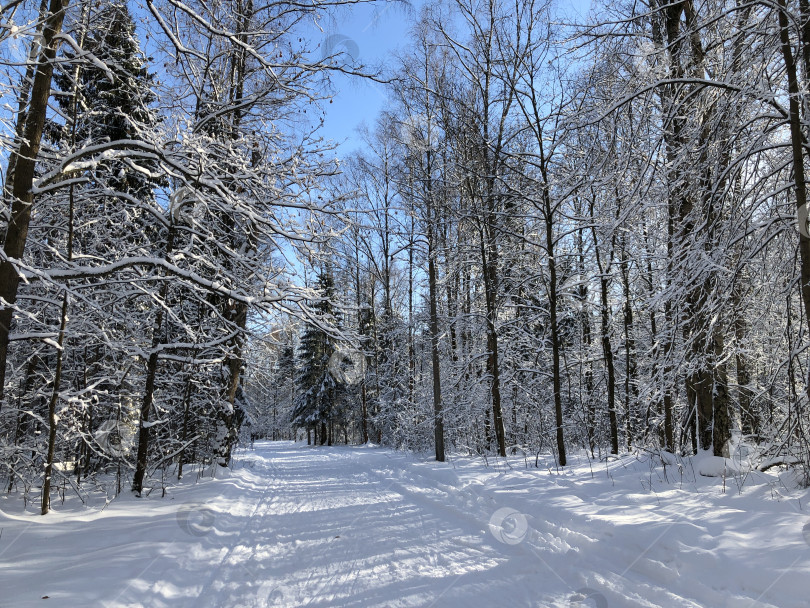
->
0;0;68;405
479;224;506;457
545;204;566;466
41;294;68;515
590;203;618;455
428;208;445;462
776;0;810;409
132;350;160;495
132;226;177;495
621;241;636;451
177;367;194;480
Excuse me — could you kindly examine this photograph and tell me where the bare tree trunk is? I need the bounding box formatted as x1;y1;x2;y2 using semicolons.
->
427;196;445;462
2;0;49;206
776;0;810;408
545;198;566;466
601;280;619;455
41;294;68;515
712;331;732;456
132;348;160;495
354;229;369;444
177;365;195;480
132;226;177;495
408;215;416;409
576;222;595;456
620;238;636;451
0;0;69;405
507;10;566;466
590;203;619;455
220;300;248;465
479;222;506;457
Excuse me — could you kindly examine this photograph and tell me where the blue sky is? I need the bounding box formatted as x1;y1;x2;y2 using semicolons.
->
309;0;594;158
307;1;419;157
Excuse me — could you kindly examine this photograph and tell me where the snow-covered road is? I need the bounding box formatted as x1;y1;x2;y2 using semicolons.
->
2;441;808;607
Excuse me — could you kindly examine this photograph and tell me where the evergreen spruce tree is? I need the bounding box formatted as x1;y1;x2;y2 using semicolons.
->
51;3;163;207
41;3;165;491
293;268;338;444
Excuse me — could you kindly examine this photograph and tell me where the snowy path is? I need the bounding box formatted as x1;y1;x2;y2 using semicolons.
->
1;441;808;607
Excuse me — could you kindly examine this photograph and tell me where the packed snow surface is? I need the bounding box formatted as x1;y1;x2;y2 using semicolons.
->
1;441;808;607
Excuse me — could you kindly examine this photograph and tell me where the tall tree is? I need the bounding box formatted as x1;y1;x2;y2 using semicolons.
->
293;267;339;444
0;0;69;406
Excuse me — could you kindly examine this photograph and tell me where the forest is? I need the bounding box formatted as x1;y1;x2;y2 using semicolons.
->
0;0;809;517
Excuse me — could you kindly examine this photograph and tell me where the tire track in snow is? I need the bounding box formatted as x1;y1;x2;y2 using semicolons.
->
190;451;280;608
177;444;795;608
363;453;790;608
356;453;703;607
299;450;392;606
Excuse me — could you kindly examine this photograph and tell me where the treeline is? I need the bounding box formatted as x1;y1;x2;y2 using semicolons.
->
0;0;359;512
2;0;810;515
261;0;810;482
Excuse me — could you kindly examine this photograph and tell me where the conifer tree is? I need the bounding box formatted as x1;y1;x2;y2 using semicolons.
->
41;2;165;497
293;268;338;444
52;2;162;206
